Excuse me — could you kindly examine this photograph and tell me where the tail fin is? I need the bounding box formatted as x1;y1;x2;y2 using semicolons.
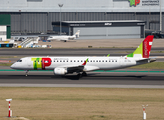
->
126;35;154;58
73;30;80;38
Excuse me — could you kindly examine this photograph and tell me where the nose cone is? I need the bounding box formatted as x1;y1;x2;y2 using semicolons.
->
10;63;16;69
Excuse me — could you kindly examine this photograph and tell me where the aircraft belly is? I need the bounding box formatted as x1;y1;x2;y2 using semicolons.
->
96;63;120;70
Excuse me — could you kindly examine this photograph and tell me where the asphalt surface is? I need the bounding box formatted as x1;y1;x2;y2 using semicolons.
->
0;48;164;56
1;48;164;62
0;71;164;88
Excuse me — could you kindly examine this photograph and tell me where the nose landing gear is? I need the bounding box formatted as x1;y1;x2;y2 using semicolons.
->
25;70;29;76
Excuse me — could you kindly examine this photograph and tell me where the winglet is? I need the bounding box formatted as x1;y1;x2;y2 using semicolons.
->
82;58;88;65
107;54;110;57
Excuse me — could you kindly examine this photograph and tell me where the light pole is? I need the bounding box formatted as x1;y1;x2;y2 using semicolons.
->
58;4;63;35
160;0;162;32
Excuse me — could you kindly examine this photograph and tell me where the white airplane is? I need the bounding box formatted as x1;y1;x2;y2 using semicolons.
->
47;30;80;42
11;35;155;76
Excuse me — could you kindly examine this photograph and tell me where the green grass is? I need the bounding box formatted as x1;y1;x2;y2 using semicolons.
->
0;56;19;58
130;62;164;69
0;63;13;66
151;51;164;53
0;88;164;120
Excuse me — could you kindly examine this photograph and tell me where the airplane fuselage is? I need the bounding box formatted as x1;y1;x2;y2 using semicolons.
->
11;56;137;71
48;36;75;41
10;35;155;76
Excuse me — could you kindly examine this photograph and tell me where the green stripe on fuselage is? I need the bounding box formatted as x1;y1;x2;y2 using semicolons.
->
31;58;42;70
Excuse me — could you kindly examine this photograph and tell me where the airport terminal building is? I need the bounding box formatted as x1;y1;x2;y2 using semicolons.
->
0;0;164;39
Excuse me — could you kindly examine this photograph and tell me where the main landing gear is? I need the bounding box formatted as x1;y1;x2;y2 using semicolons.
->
25;70;29;76
82;72;87;76
77;72;87;77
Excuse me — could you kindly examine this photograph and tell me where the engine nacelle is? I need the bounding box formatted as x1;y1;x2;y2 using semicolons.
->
54;68;67;75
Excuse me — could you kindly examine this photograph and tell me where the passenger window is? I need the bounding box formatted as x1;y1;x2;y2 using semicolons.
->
93;60;95;62
99;60;101;62
106;60;107;62
77;60;79;62
70;60;72;62
90;60;92;62
81;60;83;62
96;60;98;62
74;60;76;62
102;60;104;62
63;60;65;62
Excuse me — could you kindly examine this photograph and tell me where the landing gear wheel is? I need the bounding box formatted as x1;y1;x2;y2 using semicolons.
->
82;72;87;76
25;70;29;76
77;73;82;77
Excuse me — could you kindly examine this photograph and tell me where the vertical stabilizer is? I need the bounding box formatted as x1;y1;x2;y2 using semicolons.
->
73;30;80;38
126;35;154;58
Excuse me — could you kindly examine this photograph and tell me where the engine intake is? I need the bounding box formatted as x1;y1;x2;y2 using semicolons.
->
54;68;67;75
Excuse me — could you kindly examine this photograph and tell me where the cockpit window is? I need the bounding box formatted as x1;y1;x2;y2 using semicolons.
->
17;60;22;62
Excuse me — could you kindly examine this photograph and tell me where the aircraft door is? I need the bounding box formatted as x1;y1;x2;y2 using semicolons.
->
27;58;32;67
119;57;125;66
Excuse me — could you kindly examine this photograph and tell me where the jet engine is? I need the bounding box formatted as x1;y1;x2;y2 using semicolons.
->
54;68;67;75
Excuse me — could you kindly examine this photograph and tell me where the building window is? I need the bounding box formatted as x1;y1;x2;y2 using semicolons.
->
0;31;6;35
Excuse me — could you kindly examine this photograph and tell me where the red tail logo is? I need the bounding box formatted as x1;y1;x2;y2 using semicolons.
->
143;35;154;58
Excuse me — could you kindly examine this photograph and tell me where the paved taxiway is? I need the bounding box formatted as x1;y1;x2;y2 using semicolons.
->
0;71;164;88
0;48;164;62
0;48;164;56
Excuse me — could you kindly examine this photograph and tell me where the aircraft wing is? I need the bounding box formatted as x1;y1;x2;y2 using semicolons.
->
56;58;88;72
55;58;99;73
56;64;99;73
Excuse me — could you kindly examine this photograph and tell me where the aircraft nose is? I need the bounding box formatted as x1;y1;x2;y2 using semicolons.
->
10;63;16;69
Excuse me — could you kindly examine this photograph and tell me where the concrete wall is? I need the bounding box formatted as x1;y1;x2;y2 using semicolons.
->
0;26;7;41
0;0;163;12
7;12;164;34
73;26;140;39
